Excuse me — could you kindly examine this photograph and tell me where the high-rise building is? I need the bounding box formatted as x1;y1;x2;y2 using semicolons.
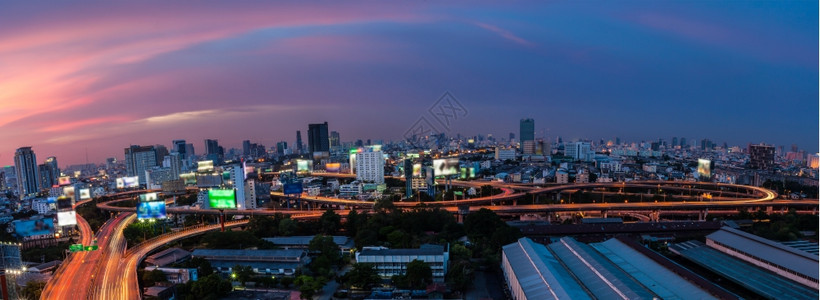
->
39;156;59;190
296;131;303;154
155;145;169;164
14;147;40;197
204;139;223;164
355;148;385;184
404;159;413;199
276;141;288;156
124;145;158;185
173;140;187;159
564;142;591;161
166;152;183;179
308;122;330;158
522;140;536;155
519;118;534;144
226;164;247;210
680;138;687;149
330;131;341;147
671;137;678;148
242;140;251;156
185;143;195;158
748;144;775;170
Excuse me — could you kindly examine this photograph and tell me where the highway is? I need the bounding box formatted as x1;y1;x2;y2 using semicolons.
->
40;200;99;300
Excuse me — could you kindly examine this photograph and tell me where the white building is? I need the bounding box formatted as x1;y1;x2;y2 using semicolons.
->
244;179;257;210
145;167;174;190
564;142;591;161
340;182;363;196
355;149;384;184
495;147;516;161
556;169;569;184
226;164;247;210
356;244;449;282
31;198;51;215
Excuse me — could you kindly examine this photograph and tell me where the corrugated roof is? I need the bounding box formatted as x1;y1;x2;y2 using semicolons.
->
501;238;591;300
706;227;819;280
192;249;305;260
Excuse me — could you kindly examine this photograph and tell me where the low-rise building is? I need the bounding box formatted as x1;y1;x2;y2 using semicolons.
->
192;249;309;276
355;244;449;282
144;266;198;284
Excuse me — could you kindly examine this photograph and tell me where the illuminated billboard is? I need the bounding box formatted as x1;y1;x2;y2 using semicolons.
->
47;197;57;204
123;176;139;188
432;158;459;176
180;172;197;185
63;186;75;199
79;188;91;200
283;183;303;195
197;160;214;173
697;159;713;180
57;211;77;226
139;192;158;202
137;201;167;219
116;178;125;189
412;164;422;177
208;189;236;209
296;160;311;172
57;197;72;210
14;219;54;237
325;163;341;173
58;176;71;186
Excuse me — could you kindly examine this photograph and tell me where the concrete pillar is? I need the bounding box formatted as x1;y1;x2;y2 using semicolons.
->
601;210;608;219
546;213;552;223
698;209;708;221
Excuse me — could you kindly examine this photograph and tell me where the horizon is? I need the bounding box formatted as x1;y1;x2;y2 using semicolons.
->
1;1;817;166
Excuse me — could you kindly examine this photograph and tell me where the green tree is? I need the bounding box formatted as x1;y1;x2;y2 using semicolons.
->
279;218;298;236
404;259;432;289
346;210;360;237
446;260;473;292
20;280;46;300
387;230;409;248
344;263;381;289
232;264;255;286
319;209;341;235
142;269;167;286
189;274;232;299
295;275;325;299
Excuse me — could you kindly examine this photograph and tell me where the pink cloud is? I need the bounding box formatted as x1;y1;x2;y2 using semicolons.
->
474;22;534;47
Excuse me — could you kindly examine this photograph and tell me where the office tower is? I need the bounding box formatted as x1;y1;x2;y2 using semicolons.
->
680;138;687;149
242;140;251;156
748;144;775;170
404;159;413;199
226;164;247;210
308;122;330;158
296;131;303;154
522;140;535;155
185;143;195;158
519;118;535;144
671;137;678;148
355;140;363;147
701;139;714;150
166;152;183;179
204;139;223;164
615;137;620;145
276;141;288;156
14;147;40;197
39;156;59;190
330;131;340;147
154;145;169;163
124;145;158;185
564;142;591;161
355;148;385;184
173;139;187;159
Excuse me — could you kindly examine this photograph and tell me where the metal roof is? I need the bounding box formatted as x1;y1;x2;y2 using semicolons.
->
706;227;819;280
263;235;353;247
501;238;591;300
591;238;717;300
191;249;306;262
671;240;819;300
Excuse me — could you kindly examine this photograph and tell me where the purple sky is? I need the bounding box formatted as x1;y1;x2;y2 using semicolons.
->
0;1;817;166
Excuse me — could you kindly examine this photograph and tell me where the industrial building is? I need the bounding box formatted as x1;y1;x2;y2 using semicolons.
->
191;249;309;276
355;244;449;282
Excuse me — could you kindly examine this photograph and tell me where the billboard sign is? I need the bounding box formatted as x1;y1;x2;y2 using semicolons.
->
14;219;54;237
208;189;236;209
116;178;125;189
296;160;311;172
197;160;214;173
139;192;159;202
697;159;713;180
63;186;75;199
325;163;341;173
137;201;167;219
283;183;303;195
180;172;197;185
123;176;139;188
57;197;72;210
412;164;422;177
57;211;78;226
47;197;57;204
58;176;71;186
433;158;459;176
79;188;91;200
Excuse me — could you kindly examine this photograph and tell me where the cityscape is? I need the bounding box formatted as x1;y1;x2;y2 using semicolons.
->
0;1;818;300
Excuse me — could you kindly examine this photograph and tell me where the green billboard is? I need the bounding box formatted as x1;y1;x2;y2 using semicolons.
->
208;189;236;209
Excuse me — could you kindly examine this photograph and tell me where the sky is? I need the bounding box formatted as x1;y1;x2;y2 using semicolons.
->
0;1;817;166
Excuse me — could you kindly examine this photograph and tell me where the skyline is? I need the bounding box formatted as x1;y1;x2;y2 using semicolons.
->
1;1;817;166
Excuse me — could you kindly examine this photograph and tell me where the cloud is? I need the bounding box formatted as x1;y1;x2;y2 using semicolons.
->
473;22;533;47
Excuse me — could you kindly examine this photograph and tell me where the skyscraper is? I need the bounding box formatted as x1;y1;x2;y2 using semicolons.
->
308;122;330;158
748;144;775;170
355;147;384;184
520;118;534;144
276;141;288;155
330;131;341;147
173;139;187;159
14;147;39;197
242;140;251;156
204;139;223;164
671;137;678;148
39;156;59;190
296;131;303;154
124;145;158;185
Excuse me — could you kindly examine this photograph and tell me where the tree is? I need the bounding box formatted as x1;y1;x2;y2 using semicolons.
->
346;210;360;237
319;209;341;235
344;263;381;289
188;256;213;276
464;208;503;239
20;280;46;300
404;259;432;289
142;269;167;286
374;197;396;213
279;218;298;236
295;275;326;299
446;260;473;292
189;274;232;299
280;276;294;288
232;264;255;286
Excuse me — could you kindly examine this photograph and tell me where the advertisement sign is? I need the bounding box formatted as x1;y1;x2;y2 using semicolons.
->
197;160;214;173
137;201;167;219
180;172;197;185
296;160;311;172
283;183;304;195
14;219;54;237
208;189;236;209
116;178;125;189
123;176;139;188
139;192;159;202
432;158;459;176
57;211;78;226
697;159;713;180
412;164;422;177
63;186;75;199
79;188;91;200
325;163;341;173
58;176;71;186
47;197;57;204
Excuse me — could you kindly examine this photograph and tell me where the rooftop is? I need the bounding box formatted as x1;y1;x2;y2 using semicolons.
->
358;244;445;257
706;227;818;280
192;249;307;262
145;247;191;267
